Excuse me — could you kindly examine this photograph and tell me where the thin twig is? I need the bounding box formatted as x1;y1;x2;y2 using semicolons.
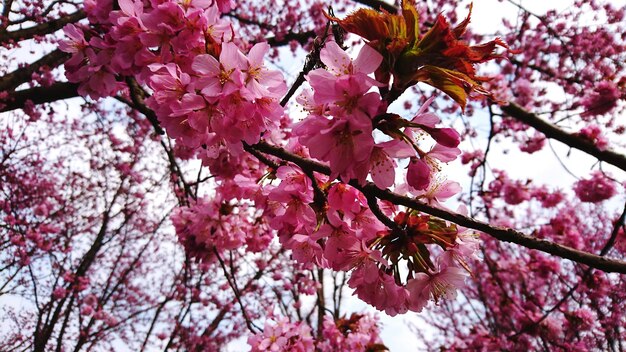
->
501;103;626;172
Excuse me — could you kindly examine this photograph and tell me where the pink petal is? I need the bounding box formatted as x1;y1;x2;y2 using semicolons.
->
353;44;383;74
382;139;415;158
370;149;395;189
411;112;440;127
428;144;460;162
406;274;429;312
429;127;460;148
118;0;139;16
248;42;269;66
436;180;461;200
191;54;220;75
416;96;436;115
320;41;350;74
220;42;247;70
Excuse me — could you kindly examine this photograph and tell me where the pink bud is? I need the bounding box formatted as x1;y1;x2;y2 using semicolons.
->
407;157;431;190
429;128;461;148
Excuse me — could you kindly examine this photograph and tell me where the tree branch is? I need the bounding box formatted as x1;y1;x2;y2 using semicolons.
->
500;103;626;172
124;77;165;135
0;81;79;112
508;201;626;339
266;30;316;47
250;140;626;274
213;249;259;334
0;49;69;92
0;10;86;44
94;69;626;275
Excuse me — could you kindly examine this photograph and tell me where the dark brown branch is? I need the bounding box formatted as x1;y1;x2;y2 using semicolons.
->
362;188;626;274
600;202;626;257
0;81;79;112
279;26;330;107
0;49;69;92
226;10;317;46
250;140;626;274
243;142;279;170
225;12;273;29
509;58;581;86
139;287;175;352
0;10;86;44
124;77;165;135
34;190;118;352
213;249;258;334
7;0;73;26
1;0;14;26
200;250;282;339
501;103;626;172
316;268;325;337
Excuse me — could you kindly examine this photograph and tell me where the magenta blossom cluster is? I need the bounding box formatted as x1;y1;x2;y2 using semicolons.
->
573;171;618;203
247;318;314;352
317;314;385;351
580;80;622;117
59;0;478;319
148;41;286;168
172;181;273;261
485;169;617;207
60;0;286;178
295;42;462;190
264;166;479;315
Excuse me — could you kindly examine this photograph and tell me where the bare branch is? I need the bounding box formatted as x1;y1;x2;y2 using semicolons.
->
0;10;85;44
0;81;79;112
500;103;626;172
0;49;69;92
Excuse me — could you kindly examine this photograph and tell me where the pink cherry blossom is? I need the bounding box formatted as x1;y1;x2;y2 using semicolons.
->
573;171;617;203
295;115;374;184
248;319;314;352
406;265;469;309
192;42;246;97
580;80;621;117
369;143;397;189
242;42;287;100
414;179;462;208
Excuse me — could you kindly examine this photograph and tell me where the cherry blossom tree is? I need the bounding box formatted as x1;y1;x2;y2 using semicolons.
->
0;0;624;350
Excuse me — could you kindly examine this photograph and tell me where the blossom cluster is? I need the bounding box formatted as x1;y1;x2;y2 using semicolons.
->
317;314;386;351
7;0;626;349
436;191;626;351
172;181;273;261
247;318;314;352
263;41;476;315
58;0;497;319
484;169;617;206
295;41;462;191
249;314;386;352
265;166;478;315
60;0;286;178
